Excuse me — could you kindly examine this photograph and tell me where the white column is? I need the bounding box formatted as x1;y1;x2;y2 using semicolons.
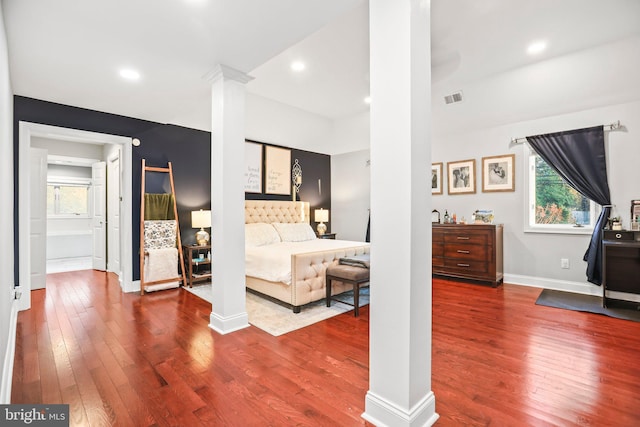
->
363;1;438;426
207;65;253;334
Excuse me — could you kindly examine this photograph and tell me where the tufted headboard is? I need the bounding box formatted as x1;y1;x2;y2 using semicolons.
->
245;200;310;224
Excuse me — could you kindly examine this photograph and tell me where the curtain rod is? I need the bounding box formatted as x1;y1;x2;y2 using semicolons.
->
510;121;622;145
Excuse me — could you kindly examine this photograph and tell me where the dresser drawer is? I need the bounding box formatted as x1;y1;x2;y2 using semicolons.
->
603;230;635;241
444;259;488;274
444;232;488;246
445;243;488;261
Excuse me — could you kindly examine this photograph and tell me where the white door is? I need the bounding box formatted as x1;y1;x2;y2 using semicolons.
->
30;148;48;290
107;154;121;275
92;162;107;271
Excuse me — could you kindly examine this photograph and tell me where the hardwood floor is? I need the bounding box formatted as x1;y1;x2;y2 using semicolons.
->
12;272;640;426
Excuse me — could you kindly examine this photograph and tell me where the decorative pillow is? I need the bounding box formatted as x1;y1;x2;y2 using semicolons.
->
245;223;281;247
272;222;317;242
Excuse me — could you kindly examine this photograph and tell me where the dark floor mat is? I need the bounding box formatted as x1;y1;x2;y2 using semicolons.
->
535;289;640;322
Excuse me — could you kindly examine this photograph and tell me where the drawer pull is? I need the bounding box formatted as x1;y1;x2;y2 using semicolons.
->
457;250;470;254
457;263;470;267
456;236;470;240
616;233;622;239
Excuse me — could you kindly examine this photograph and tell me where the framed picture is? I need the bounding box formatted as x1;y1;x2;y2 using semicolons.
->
475;209;494;224
482;154;515;192
244;141;263;193
447;159;476;195
265;145;291;195
631;200;640;230
431;162;443;195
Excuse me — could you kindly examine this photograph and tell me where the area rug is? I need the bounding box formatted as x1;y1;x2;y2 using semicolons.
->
535;289;640;322
184;284;369;336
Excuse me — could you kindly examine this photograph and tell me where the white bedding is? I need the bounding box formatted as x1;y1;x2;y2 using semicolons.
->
246;239;369;285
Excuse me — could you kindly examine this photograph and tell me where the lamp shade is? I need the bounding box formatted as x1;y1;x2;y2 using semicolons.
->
191;209;211;229
314;209;329;223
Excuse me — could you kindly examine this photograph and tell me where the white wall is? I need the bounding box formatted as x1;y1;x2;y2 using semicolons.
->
245;93;333;152
331;149;370;241
0;3;16;403
31;136;104;159
46;233;91;259
327;111;369;155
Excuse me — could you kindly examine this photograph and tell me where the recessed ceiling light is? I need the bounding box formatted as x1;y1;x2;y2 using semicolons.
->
291;61;306;72
364;96;371;104
527;40;547;55
119;68;140;80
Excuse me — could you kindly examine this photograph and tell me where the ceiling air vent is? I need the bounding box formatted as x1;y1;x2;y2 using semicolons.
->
444;91;463;105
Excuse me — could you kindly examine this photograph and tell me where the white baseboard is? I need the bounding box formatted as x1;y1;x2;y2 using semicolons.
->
505;274;640;302
362;390;438;427
0;300;20;404
124;279;141;293
209;311;250;335
504;273;603;296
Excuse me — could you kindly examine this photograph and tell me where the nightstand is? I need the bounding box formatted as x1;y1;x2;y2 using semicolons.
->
317;233;336;240
182;244;211;287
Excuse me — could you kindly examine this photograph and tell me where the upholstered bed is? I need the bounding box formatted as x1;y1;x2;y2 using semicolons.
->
245;200;370;313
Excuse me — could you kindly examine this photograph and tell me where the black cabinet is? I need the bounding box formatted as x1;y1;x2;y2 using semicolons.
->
602;231;640;307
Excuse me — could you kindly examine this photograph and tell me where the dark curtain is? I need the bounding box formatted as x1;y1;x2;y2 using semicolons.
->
365;213;370;243
526;125;610;285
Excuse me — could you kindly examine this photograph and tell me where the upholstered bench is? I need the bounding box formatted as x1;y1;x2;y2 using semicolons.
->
325;264;370;317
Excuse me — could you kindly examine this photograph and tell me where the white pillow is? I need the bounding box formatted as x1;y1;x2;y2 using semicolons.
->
272;222;317;242
245;223;281;247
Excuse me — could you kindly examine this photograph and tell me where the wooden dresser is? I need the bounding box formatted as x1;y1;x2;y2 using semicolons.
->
432;223;504;287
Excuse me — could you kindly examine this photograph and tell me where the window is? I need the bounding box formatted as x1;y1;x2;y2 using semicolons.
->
526;151;597;233
47;179;90;217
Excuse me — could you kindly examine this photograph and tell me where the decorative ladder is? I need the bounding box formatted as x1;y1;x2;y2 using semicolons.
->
139;159;187;295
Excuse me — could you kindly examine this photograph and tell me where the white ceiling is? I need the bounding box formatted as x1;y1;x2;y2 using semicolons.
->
3;0;640;151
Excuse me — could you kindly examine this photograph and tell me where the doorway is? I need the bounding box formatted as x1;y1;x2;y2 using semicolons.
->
18;122;134;312
38;150;104;276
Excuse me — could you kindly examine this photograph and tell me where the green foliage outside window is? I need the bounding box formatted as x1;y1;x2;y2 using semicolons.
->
534;157;590;225
47;184;89;216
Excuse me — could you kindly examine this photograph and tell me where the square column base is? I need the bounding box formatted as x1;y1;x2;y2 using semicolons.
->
362;391;438;427
209;311;249;335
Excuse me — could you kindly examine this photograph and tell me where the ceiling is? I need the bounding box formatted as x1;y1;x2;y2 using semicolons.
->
3;0;640;151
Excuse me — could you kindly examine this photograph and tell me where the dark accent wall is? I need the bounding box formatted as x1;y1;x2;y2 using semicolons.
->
13;96;331;284
245;139;332;232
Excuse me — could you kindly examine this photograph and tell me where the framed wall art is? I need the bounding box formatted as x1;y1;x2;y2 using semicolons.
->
482;154;515;192
447;159;476;195
631;199;640;230
431;162;443;195
244;141;263;193
265;145;291;195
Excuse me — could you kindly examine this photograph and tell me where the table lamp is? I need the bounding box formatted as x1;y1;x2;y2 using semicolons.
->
191;209;211;246
314;208;329;235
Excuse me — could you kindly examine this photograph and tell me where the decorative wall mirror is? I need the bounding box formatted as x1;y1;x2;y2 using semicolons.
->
432;209;440;224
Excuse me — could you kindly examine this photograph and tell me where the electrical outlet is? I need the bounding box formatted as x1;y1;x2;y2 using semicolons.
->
561;258;570;269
